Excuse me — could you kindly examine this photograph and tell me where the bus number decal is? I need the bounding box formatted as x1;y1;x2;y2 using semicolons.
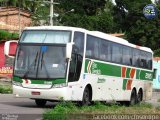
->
145;73;152;79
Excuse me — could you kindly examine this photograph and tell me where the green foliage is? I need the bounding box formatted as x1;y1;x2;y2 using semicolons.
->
0;85;12;94
133;102;153;108
0;30;19;41
43;102;160;120
154;49;160;57
43;101;78;120
59;0;106;16
114;0;160;51
59;0;117;33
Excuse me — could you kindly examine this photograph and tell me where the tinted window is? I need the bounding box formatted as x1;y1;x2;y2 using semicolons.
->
140;51;148;68
73;32;84;56
112;43;122;63
133;49;140;67
99;40;111;61
86;35;99;59
122;46;132;65
146;52;152;70
85;34;152;70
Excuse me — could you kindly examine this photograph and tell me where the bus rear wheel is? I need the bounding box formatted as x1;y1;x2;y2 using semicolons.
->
80;87;91;106
35;99;47;107
130;89;137;105
137;89;143;103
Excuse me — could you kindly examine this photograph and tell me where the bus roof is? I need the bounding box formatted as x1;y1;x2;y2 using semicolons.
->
24;26;153;53
24;26;87;32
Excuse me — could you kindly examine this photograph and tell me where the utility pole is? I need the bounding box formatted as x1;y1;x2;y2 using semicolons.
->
18;1;21;36
50;0;53;26
49;0;59;26
26;0;59;26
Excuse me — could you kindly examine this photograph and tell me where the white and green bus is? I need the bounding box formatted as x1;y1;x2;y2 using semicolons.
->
6;26;153;106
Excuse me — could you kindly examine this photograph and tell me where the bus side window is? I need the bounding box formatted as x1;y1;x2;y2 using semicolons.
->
146;52;152;70
99;39;111;62
140;51;148;69
86;35;95;59
111;43;122;63
133;49;140;67
86;50;92;57
122;46;132;65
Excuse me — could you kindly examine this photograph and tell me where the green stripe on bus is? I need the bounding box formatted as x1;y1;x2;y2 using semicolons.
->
13;76;66;84
136;69;140;79
31;79;65;84
100;63;121;77
52;79;66;84
123;79;128;90
85;59;153;81
13;76;23;83
126;68;131;78
85;59;121;77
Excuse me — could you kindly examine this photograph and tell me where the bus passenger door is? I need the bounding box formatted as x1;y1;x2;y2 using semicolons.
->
68;32;84;82
68;31;85;100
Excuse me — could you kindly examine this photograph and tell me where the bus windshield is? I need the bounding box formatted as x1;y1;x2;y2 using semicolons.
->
14;45;67;79
20;30;71;44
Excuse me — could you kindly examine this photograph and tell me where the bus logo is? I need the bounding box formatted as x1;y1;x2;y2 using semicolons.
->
87;60;93;74
87;61;101;75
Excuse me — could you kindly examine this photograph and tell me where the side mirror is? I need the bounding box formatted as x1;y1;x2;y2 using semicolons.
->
4;40;18;58
66;42;74;59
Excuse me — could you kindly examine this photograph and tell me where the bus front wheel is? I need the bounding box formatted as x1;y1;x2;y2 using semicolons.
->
80;87;91;106
35;99;47;107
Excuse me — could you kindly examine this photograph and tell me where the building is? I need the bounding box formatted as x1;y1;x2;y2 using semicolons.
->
0;7;31;32
0;40;15;78
110;33;124;38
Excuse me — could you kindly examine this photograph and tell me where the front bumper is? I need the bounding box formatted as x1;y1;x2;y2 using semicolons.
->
13;85;71;101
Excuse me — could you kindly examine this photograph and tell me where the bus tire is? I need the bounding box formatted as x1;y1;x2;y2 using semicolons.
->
80;87;91;106
137;89;143;103
130;89;137;105
35;99;47;107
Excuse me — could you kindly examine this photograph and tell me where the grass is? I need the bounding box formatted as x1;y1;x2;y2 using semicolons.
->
0;85;12;94
43;102;160;120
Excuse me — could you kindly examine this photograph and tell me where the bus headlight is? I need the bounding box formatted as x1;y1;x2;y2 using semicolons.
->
52;83;67;88
12;81;22;87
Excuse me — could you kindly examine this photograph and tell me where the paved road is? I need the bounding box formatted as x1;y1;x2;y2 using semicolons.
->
0;94;56;120
0;92;159;120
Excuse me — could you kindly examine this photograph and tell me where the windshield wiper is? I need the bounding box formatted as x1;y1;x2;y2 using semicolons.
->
23;51;39;78
40;52;50;79
34;52;39;69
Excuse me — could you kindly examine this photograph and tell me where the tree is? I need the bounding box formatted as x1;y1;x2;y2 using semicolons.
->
58;0;117;33
113;0;160;52
59;0;106;16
